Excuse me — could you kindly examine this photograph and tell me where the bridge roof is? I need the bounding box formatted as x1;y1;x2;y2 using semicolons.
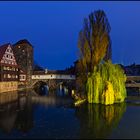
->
33;70;74;75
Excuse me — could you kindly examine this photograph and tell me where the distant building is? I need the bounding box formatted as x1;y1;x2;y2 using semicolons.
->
0;43;19;81
124;63;140;76
13;39;33;85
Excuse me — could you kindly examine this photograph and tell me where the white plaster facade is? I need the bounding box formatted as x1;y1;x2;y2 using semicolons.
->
1;45;17;65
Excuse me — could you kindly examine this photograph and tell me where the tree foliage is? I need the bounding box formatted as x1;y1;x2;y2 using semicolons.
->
86;61;126;104
76;10;112;96
77;10;111;75
76;10;126;104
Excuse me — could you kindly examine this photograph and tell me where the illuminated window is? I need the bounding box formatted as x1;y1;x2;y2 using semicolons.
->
8;74;11;78
4;74;6;78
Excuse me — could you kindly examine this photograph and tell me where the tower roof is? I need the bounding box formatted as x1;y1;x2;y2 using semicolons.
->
13;39;33;47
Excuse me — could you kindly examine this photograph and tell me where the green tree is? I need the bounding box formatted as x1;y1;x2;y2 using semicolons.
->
76;10;111;94
76;10;126;104
78;10;111;73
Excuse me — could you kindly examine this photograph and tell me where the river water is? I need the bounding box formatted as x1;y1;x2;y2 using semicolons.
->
0;89;140;139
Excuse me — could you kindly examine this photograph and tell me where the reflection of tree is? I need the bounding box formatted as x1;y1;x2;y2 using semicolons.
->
75;103;126;139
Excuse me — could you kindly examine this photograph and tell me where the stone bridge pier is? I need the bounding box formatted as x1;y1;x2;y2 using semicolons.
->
31;79;75;90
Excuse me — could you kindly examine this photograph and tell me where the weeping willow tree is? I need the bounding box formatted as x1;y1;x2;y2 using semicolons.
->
76;10;126;105
86;61;126;104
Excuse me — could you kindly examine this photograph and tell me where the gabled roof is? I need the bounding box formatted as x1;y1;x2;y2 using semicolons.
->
0;43;10;61
13;39;33;47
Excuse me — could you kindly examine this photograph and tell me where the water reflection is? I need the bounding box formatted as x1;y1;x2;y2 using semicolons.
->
0;89;74;136
0;92;34;134
0;89;128;139
15;95;34;133
75;103;126;139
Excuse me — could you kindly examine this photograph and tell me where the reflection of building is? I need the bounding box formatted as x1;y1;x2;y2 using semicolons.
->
0;93;34;134
13;39;33;85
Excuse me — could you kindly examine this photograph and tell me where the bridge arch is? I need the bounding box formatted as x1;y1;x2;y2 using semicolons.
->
33;80;49;95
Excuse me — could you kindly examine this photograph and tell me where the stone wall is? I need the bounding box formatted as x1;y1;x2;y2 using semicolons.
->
0;81;18;93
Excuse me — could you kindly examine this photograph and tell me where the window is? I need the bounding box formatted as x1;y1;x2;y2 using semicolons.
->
7;67;10;70
4;74;6;78
8;74;11;78
18;46;20;48
3;66;6;70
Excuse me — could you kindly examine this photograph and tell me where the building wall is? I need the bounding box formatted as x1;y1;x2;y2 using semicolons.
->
0;65;19;81
0;81;18;93
13;40;33;85
0;44;19;82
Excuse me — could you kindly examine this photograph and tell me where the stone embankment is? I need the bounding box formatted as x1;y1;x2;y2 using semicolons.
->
0;82;18;93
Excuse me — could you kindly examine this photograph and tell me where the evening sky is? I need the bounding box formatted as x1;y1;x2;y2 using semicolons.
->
0;1;139;69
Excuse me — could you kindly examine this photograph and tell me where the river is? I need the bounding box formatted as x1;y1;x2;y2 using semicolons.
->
0;88;139;139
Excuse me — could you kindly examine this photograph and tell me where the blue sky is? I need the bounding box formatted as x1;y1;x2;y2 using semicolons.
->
0;1;140;69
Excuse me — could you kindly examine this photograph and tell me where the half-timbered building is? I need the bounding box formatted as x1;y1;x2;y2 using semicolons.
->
0;43;19;81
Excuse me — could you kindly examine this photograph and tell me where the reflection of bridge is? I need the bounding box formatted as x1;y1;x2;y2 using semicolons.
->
31;74;76;89
126;76;140;88
31;96;73;107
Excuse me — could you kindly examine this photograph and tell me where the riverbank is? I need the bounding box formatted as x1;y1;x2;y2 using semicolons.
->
0;81;33;94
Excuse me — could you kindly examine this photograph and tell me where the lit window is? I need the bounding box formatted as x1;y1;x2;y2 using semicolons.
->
8;74;11;78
